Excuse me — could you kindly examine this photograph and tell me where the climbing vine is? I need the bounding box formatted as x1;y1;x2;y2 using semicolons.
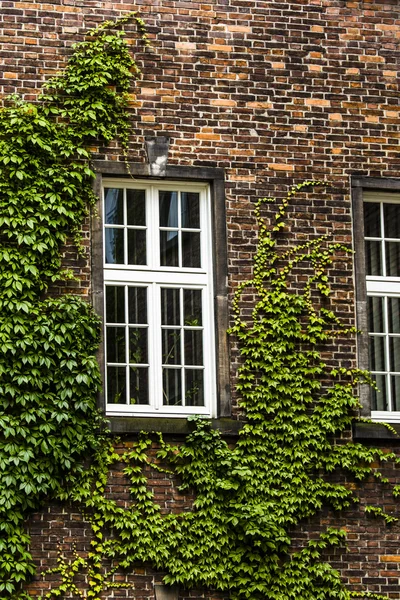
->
0;10;397;600
40;184;398;600
0;13;148;598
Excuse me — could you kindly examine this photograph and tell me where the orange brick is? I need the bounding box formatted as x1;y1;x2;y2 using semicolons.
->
306;98;331;107
268;163;295;171
247;101;273;109
210;99;237;107
329;113;342;121
207;44;233;52
141;115;155;123
195;133;221;140
271;62;285;69
227;25;252;33
346;68;360;75
175;42;196;50
383;70;397;77
4;72;18;79
380;556;400;563
311;25;324;32
309;64;322;72
362;54;385;63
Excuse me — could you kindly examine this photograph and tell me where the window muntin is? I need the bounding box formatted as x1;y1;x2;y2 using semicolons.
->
365;192;400;420
103;181;216;417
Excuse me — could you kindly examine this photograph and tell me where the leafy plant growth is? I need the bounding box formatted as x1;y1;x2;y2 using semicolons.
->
0;11;396;600
41;185;396;600
0;14;148;597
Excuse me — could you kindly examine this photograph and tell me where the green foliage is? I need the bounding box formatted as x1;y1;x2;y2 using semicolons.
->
0;14;147;597
41;184;397;600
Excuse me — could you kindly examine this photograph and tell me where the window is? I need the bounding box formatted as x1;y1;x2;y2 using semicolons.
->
363;191;400;421
102;180;216;417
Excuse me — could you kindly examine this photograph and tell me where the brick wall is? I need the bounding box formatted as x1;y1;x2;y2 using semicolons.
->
2;0;400;596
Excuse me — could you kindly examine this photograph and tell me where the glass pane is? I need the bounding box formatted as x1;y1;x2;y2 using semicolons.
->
160;230;179;266
365;240;382;276
369;336;385;372
128;229;146;265
107;366;126;404
364;203;381;238
182;232;201;268
368;297;384;333
129;327;148;364
104;188;123;225
105;228;124;264
181;192;200;228
127;189;146;226
371;374;387;411
129;367;149;405
392;375;400;411
162;329;181;365
106;286;125;324
386;242;400;277
184;289;202;326
388;297;400;333
390;337;400;372
128;287;147;324
384;204;400;239
184;330;203;366
161;288;180;325
185;369;204;406
163;368;182;406
159;191;178;228
106;327;126;363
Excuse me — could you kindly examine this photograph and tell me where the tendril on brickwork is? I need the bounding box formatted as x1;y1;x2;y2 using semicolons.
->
0;13;148;598
41;183;398;600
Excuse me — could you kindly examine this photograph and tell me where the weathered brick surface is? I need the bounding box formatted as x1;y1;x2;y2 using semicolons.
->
2;0;400;596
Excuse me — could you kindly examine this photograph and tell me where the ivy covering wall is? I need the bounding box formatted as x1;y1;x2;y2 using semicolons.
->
0;14;148;597
0;12;397;600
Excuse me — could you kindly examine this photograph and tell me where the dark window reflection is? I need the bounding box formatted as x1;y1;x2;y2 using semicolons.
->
128;287;147;324
160;230;179;266
384;204;400;239
129;367;149;405
106;286;125;323
105;188;123;225
181;192;200;229
389;337;400;372
386;242;400;277
105;228;124;264
107;366;126;404
369;336;385;372
127;189;146;226
162;329;181;365
185;369;204;406
128;229;146;265
182;232;201;268
184;330;203;366
392;375;400;411
106;327;126;363
388;297;400;333
161;288;180;325
368;296;384;333
365;240;382;276
160;191;178;227
364;203;380;238
371;374;387;411
163;368;182;406
184;289;202;326
129;327;148;364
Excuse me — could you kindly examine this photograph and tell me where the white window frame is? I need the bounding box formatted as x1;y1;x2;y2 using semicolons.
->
364;191;400;422
102;179;217;418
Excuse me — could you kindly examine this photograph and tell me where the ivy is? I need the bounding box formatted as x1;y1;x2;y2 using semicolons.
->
0;13;147;598
0;11;397;600
40;185;397;600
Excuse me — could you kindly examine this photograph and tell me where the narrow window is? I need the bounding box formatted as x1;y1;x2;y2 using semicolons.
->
102;181;216;417
364;192;400;420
